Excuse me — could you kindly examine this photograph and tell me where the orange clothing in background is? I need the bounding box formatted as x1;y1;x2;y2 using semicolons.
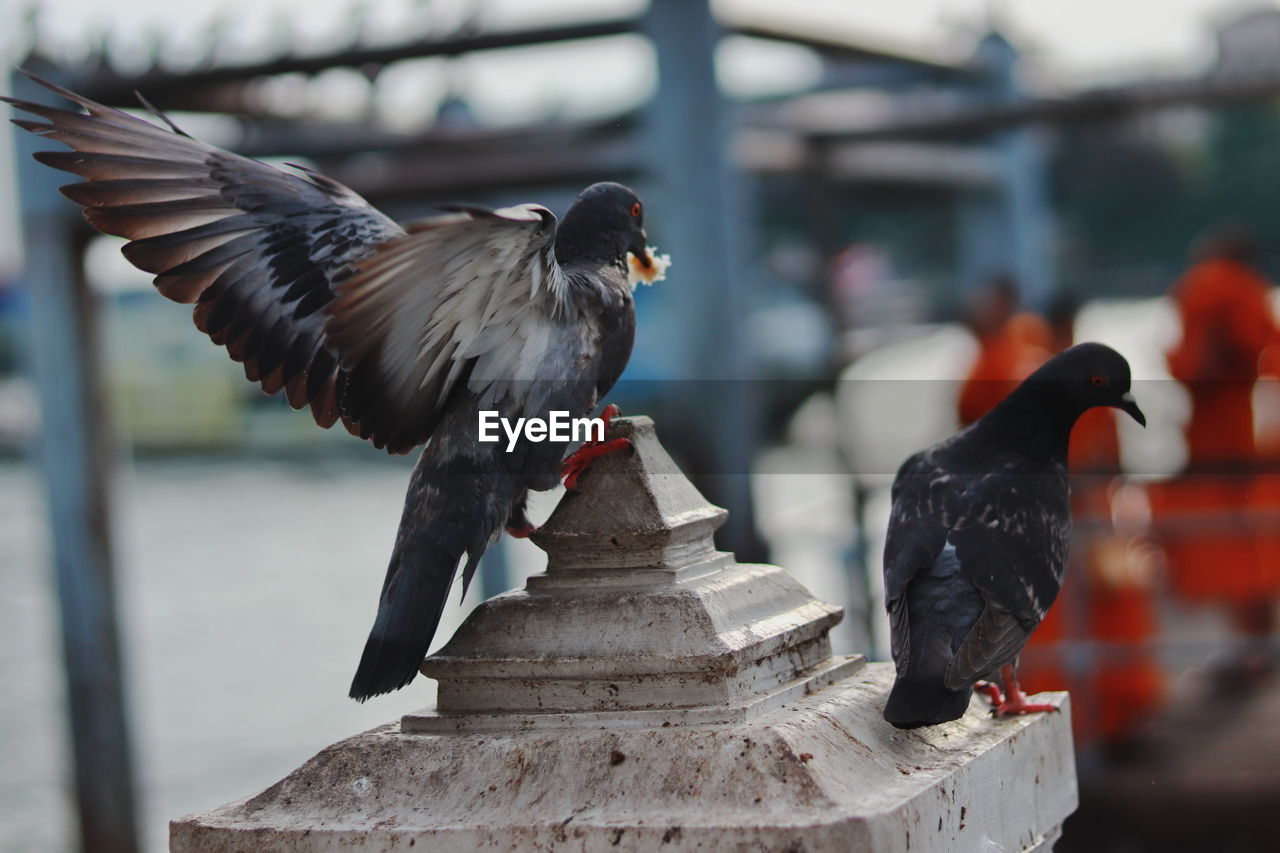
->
1150;476;1274;603
1166;258;1276;464
958;312;1051;425
1069;408;1122;475
1158;257;1280;606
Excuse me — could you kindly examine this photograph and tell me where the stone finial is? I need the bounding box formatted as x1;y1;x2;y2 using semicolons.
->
411;416;854;726
527;415;729;576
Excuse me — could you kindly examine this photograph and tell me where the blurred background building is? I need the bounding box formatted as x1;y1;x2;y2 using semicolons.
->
4;1;1280;851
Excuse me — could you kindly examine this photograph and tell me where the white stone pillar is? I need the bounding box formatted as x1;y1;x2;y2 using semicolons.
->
171;417;1077;852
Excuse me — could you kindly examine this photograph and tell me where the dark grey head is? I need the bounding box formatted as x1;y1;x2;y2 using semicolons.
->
554;181;649;268
1030;341;1146;426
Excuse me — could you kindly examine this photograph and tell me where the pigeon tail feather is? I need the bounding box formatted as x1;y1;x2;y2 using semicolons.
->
349;450;513;701
883;676;973;729
884;592;977;729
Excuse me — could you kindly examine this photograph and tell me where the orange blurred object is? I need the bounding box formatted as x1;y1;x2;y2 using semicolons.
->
1159;254;1280;609
1166;257;1275;463
1070;408;1122;475
1148;476;1280;603
957;311;1051;426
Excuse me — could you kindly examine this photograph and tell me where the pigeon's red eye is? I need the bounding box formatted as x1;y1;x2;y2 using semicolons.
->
630;202;642;218
1090;375;1106;387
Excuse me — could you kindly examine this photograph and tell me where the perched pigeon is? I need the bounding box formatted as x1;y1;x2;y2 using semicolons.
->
6;74;669;701
882;342;1145;729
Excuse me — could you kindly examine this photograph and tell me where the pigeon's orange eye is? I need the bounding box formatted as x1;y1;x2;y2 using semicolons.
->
630;202;642;218
1090;375;1106;387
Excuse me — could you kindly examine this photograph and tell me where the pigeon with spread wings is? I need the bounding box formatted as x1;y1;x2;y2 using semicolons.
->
882;342;1145;729
6;74;670;701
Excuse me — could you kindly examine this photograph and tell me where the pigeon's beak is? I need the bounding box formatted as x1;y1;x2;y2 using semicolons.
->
629;230;651;269
1117;392;1146;427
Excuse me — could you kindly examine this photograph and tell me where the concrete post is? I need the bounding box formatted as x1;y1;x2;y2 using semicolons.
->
171;417;1077;852
11;67;142;853
640;0;768;564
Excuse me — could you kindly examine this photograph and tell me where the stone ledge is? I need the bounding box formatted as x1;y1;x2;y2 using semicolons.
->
171;664;1076;853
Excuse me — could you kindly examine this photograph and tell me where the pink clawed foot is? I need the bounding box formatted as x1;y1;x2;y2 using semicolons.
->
975;681;1004;706
995;694;1058;717
560;404;632;491
505;524;537;539
980;665;1059;718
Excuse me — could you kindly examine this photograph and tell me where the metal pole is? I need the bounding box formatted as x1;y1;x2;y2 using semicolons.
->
642;0;767;562
10;68;142;853
957;32;1053;306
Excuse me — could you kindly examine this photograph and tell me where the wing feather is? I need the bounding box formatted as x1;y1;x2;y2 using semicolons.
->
8;73;573;455
943;602;1031;690
326;205;566;452
4;73;403;438
943;463;1070;687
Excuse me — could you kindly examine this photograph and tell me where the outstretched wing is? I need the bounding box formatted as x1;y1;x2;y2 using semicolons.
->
6;74;570;453
943;462;1070;689
4;74;403;430
327;203;566;452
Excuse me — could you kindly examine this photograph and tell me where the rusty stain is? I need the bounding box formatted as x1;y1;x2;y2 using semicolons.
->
610;750;626;766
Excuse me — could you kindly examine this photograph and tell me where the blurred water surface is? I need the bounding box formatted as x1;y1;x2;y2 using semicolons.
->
0;454;518;853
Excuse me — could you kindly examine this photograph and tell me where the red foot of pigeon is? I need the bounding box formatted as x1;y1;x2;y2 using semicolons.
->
978;665;1059;718
974;681;1004;706
505;524;537;539
560;404;631;491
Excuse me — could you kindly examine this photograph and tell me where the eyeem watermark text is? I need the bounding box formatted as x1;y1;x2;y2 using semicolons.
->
479;411;605;452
